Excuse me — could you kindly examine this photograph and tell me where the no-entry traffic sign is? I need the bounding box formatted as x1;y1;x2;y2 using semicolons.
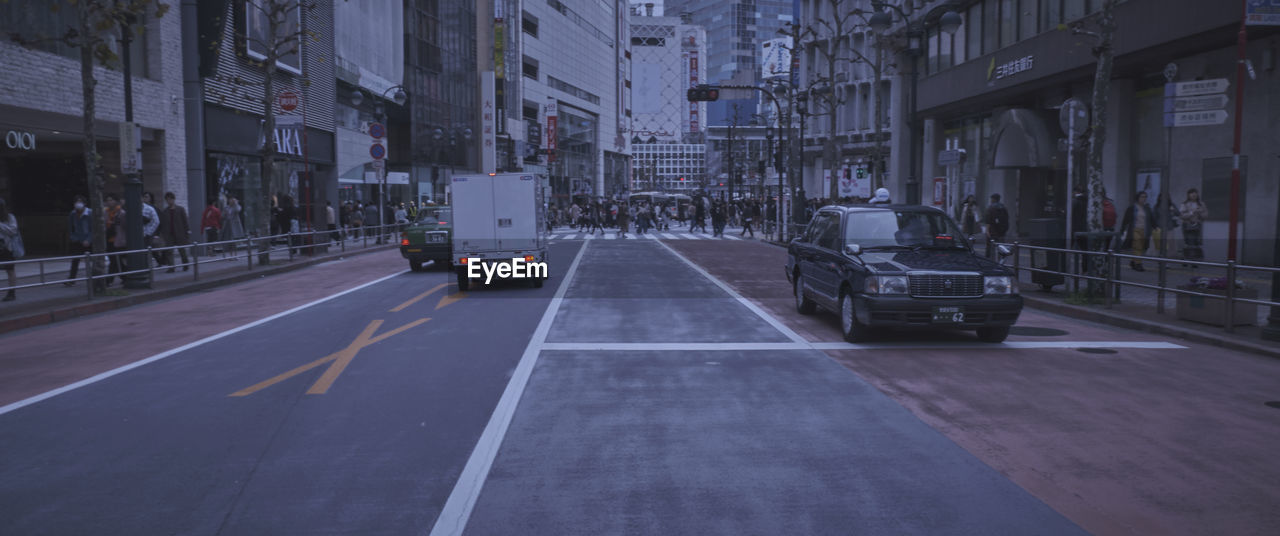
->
277;91;299;112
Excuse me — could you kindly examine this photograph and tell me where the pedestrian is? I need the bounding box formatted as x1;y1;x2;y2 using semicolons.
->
983;193;1009;259
711;201;725;237
0;198;23;301
1119;190;1156;272
103;193;127;285
569;203;582;230
395;203;408;225
221;195;245;256
201;198;222;251
616;201;630;238
141;192;161;267
278;195;298;252
66;195;92;286
350;202;364;238
363;202;378;240
158;192;191;272
325;200;338;241
741;201;756;238
959;195;982;242
693;196;707;233
1178;188;1208;263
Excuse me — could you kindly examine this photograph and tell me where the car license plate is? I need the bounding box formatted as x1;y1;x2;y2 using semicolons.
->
932;306;965;323
428;234;446;243
407;248;421;253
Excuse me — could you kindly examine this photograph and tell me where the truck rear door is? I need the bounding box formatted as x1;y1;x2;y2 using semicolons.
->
452;175;498;253
494;174;539;252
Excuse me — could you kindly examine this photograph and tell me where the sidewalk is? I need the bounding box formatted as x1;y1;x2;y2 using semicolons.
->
0;237;399;335
760;239;1279;359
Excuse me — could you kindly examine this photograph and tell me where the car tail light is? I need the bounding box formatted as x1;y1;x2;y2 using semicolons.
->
401;238;410;246
439;221;448;225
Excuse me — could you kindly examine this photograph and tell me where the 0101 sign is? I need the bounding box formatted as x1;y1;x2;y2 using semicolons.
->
5;130;35;151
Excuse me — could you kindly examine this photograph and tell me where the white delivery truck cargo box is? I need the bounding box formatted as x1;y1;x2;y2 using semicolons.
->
450;173;548;289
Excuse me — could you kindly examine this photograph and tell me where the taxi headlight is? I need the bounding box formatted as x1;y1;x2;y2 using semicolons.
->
865;275;909;295
984;275;1016;295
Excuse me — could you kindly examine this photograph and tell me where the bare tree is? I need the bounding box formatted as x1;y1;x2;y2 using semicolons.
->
10;1;169;271
1072;0;1118;293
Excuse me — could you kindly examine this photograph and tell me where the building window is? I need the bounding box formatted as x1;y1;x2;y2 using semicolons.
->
1018;0;1039;41
245;0;303;75
1040;0;1062;30
522;55;538;80
999;0;1016;48
938;24;953;70
522;11;538;37
1064;0;1085;21
952;15;966;65
927;26;939;74
983;0;999;55
967;3;982;59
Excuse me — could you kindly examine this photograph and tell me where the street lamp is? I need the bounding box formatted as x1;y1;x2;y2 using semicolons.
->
870;1;962;205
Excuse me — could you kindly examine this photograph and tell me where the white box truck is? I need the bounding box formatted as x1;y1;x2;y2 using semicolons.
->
450;173;549;291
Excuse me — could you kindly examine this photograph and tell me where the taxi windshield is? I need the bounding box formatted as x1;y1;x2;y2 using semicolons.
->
417;206;451;222
845;211;968;249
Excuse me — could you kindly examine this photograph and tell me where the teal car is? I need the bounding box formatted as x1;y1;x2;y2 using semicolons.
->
400;205;452;271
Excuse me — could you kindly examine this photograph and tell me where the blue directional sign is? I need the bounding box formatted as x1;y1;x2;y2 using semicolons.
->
1247;0;1280;26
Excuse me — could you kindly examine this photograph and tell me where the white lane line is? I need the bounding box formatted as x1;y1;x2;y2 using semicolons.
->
654;240;809;345
541;342;805;351
811;341;1188;350
429;240;590;536
0;268;413;417
541;341;1187;352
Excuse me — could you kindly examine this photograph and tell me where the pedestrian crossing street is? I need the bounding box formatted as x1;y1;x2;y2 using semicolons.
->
547;227;765;241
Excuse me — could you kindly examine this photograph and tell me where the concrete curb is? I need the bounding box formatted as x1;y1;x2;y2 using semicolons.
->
0;244;398;336
758;238;1276;359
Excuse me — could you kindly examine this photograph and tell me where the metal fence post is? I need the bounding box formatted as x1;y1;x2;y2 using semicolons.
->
1012;242;1021;281
1157;258;1166;314
363;226;368;248
1225;260;1237;334
287;232;294;261
39;259;45;284
84;251;93;301
147;245;155;285
247;237;253;270
192;241;200;281
1104;249;1115;309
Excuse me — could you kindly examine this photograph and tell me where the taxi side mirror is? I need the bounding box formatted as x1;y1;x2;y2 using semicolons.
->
844;244;862;256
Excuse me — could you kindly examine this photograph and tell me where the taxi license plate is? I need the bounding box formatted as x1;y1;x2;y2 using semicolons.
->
428;235;446;243
932;306;965;323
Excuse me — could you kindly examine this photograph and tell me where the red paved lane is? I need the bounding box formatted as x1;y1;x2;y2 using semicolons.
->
667;238;1280;536
0;250;407;407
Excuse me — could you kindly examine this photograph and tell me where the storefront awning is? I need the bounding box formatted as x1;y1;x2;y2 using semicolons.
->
991;108;1055;169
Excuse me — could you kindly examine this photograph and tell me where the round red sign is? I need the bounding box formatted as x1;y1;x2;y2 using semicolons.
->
278;91;299;112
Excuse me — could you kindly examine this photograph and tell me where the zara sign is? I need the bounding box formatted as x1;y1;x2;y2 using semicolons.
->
5;130;36;151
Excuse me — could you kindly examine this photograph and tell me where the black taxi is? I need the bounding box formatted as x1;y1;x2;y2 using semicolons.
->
400;205;452;271
786;204;1021;343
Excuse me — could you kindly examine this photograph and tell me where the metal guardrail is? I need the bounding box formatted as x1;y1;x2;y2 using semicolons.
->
997;241;1279;334
0;223;404;301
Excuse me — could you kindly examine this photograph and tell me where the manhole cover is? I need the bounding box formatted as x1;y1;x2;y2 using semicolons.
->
1077;348;1118;354
1010;326;1069;337
1266;401;1280;409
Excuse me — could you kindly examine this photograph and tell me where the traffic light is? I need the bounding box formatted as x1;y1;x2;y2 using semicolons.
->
686;85;720;102
856;167;866;179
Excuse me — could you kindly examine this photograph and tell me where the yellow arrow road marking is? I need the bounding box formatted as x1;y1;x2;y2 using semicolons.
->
229;317;432;397
435;291;468;310
391;282;451;312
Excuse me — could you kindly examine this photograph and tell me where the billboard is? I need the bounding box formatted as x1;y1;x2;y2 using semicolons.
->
762;37;793;80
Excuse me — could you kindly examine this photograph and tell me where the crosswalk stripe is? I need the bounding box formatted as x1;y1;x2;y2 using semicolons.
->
723;234;741;240
658;233;678;240
583;233;595;240
642;233;658;240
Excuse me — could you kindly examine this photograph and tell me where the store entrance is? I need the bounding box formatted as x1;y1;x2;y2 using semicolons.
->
1016;167;1065;239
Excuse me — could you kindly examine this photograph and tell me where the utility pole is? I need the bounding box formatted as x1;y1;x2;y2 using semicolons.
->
119;10;148;289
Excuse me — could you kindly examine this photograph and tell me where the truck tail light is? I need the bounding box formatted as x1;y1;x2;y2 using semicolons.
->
459;257;469;265
524;255;535;262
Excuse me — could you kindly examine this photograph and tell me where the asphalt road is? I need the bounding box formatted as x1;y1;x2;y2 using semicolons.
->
2;235;1276;535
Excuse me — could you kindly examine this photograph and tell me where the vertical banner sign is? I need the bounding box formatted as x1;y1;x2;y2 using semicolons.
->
822;169;832;198
494;18;506;135
481;71;497;173
545;98;558;163
118;122;141;175
933;177;946;206
688;51;700;132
